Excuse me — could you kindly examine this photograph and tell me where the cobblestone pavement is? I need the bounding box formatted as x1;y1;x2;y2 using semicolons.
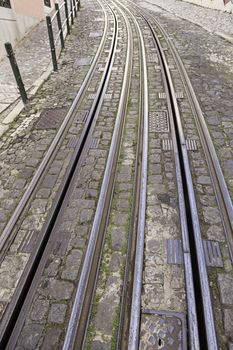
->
0;0;232;348
10;2;126;348
139;0;233;40
0;20;51;115
137;0;233;203
0;0;106;326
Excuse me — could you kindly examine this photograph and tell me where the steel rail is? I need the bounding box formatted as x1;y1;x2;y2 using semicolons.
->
112;2;149;349
140;12;199;350
128;0;233;258
118;4;199;348
155;24;233;259
62;1;134;348
128;6;218;349
0;3;117;348
119;0;219;348
4;4;118;345
115;11;143;350
0;0;109;260
143;13;218;350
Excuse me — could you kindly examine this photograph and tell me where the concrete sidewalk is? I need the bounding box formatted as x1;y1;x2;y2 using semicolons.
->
139;0;233;42
0;19;51;116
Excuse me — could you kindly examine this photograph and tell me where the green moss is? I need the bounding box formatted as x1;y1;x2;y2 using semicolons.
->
111;305;121;350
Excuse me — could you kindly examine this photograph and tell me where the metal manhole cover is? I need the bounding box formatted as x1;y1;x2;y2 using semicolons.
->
149;111;169;133
140;310;187;349
35;108;66;129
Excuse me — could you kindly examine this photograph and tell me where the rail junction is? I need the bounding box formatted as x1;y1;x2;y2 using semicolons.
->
0;0;232;349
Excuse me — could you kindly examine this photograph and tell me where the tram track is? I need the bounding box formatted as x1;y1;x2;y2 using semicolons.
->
114;1;201;349
0;0;110;261
62;2;134;348
115;0;232;348
0;1;121;347
0;0;232;349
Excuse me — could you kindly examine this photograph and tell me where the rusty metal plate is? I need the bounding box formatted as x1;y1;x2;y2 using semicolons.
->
88;94;96;100
140;310;187;349
203;240;223;267
186;139;198;151
104;93;112;100
162;139;173;151
90;138;99;149
75;111;89;124
175;92;184;99
167;239;183;264
35;108;66;129
149;111;169;133
53;231;71;256
18;230;40;253
67;137;79;148
158;92;166;99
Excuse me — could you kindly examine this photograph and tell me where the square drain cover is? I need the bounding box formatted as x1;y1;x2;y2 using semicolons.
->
35;108;66;129
140;310;187;349
149;111;169;133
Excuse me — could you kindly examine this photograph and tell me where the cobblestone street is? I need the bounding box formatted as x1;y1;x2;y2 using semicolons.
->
0;0;232;349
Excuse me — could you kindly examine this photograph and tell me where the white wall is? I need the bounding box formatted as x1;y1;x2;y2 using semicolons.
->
0;7;39;59
182;0;233;12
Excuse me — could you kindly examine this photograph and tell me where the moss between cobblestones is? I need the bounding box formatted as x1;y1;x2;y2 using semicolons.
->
84;118;136;348
85;294;101;350
111;304;121;350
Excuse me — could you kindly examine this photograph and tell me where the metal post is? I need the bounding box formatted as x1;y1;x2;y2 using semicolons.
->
4;42;28;104
46;16;58;71
73;0;77;17
78;0;80;11
70;0;74;25
64;0;70;35
55;3;65;49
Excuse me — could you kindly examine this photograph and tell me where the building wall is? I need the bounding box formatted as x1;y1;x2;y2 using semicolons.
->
182;0;233;12
11;0;44;19
0;0;56;59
